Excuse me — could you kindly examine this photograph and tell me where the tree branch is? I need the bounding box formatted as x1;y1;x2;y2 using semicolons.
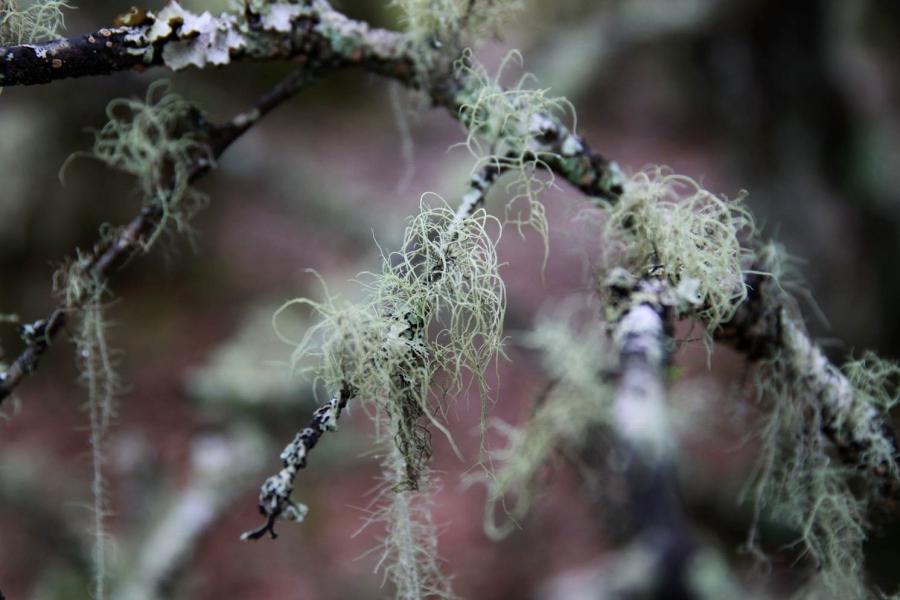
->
242;158;509;539
0;67;317;405
607;276;697;598
718;272;900;500
0;1;624;203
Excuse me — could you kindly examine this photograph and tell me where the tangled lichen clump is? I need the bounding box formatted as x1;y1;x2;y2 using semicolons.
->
66;81;212;249
276;199;504;594
480;302;613;539
456;50;576;248
602;167;756;333
0;0;72;45
281;199;506;465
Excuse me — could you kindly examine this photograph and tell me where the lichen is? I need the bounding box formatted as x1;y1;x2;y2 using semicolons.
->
63;81;212;249
54;250;119;600
455;50;578;255
118;0;247;69
0;0;71;45
743;330;900;598
602;167;756;336
478;301;613;539
359;433;455;600
156;5;245;70
279;199;505;473
272;197;505;593
745;351;870;599
390;0;522;75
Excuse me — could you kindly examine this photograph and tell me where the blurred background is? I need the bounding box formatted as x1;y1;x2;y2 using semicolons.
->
1;0;899;597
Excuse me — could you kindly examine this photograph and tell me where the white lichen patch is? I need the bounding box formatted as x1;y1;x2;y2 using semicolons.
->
259;3;302;33
119;0;246;70
154;4;245;70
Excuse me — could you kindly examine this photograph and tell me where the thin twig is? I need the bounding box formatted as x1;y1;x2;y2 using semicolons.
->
0;68;317;405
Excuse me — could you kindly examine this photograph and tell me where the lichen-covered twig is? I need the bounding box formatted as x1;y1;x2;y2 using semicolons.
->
0;1;624;203
0;68;317;405
241;384;351;540
718;270;900;501
243;159;509;540
601;169;900;510
605;275;696;598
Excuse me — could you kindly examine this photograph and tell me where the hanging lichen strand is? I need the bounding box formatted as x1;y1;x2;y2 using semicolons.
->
55;252;120;600
741;246;900;599
479;303;614;540
63;80;213;249
49;80;215;600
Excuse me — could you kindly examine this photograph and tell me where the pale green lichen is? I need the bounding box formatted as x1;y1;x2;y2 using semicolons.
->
455;50;577;252
602;167;756;335
63;81;212;249
275;199;504;594
739;241;900;597
0;0;71;45
745;338;900;598
478;301;613;539
55;251;119;600
842;351;900;415
745;352;868;599
359;435;454;600
279;199;505;477
390;0;522;75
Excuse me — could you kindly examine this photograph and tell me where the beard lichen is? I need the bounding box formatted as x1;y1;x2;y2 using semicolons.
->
359;430;455;600
744;327;900;598
280;199;505;465
390;0;522;78
275;198;504;596
0;0;72;45
63;80;212;250
55;250;119;600
478;301;613;540
602;167;756;336
746;352;868;599
735;240;900;598
454;49;577;256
